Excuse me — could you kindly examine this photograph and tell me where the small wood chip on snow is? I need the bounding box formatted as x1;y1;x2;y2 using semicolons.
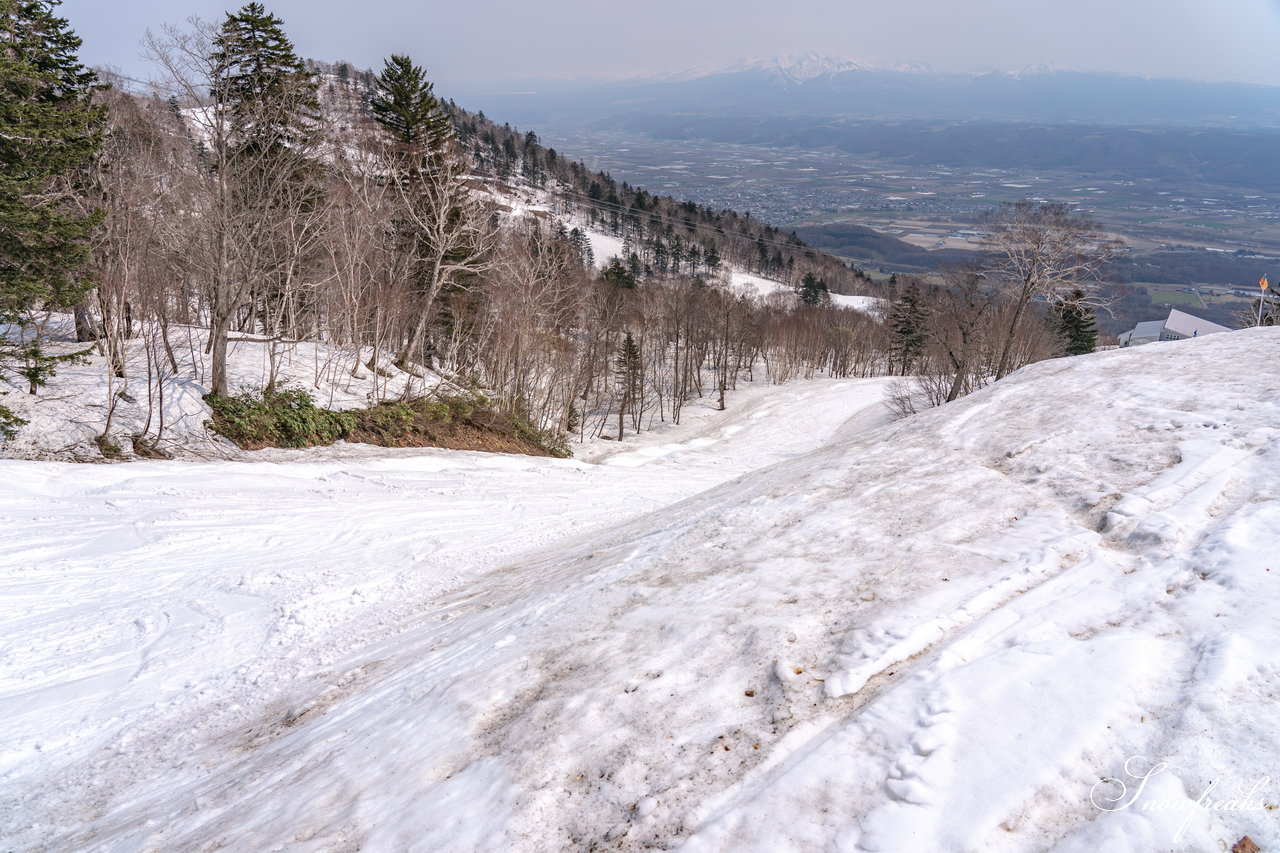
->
1232;836;1260;853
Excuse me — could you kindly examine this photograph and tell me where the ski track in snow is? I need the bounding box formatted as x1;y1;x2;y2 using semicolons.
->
0;375;893;851
3;329;1280;852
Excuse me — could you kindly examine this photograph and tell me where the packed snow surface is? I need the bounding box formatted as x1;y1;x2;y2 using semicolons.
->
3;329;1279;852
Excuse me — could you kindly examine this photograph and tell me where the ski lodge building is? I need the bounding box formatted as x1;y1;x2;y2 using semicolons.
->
1119;308;1231;347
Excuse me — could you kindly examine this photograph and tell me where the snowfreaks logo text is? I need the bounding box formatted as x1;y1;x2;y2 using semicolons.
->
1091;756;1275;842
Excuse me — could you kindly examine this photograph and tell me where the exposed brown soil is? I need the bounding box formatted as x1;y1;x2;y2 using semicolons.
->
344;419;556;457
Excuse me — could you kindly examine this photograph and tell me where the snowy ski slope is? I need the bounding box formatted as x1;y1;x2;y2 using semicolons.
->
2;329;1278;852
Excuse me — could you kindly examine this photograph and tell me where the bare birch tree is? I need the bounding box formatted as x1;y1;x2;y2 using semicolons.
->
981;201;1120;380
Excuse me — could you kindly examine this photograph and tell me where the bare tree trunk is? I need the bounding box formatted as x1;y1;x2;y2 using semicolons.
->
209;308;232;397
993;291;1031;381
74;302;100;342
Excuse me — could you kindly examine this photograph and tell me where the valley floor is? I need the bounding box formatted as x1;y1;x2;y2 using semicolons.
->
2;330;1279;852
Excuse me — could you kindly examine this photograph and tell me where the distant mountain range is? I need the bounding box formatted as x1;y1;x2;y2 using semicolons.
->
649;52;893;84
457;53;1280;129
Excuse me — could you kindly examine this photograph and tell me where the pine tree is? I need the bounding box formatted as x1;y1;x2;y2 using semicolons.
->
703;241;721;273
600;257;636;288
211;2;317;155
889;279;928;374
202;2;322;397
615;332;642;440
369;54;451;159
795;272;830;306
370;52;494;371
0;0;104;409
568;227;593;269
1054;288;1098;355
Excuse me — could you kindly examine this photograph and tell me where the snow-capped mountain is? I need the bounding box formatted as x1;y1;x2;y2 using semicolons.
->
727;51;871;84
764;51;863;81
648;51;868;84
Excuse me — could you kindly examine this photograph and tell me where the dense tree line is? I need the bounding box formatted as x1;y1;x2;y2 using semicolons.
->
0;3;894;449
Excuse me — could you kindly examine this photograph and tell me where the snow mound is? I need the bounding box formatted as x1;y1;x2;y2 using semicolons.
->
2;328;1278;851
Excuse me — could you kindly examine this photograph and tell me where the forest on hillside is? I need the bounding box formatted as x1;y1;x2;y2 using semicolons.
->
8;2;1254;456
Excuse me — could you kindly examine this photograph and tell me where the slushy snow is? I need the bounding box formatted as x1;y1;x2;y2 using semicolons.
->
2;328;1278;852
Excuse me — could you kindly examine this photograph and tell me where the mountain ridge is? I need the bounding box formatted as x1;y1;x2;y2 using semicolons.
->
458;60;1280;129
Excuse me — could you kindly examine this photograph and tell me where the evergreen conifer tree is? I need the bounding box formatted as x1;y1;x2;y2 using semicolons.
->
601;257;637;288
202;2;321;397
1054;288;1098;355
369;53;451;159
211;2;317;155
703;242;721;272
889;279;928;374
0;0;103;414
567;227;593;269
616;331;642;440
795;272;830;305
369;51;494;372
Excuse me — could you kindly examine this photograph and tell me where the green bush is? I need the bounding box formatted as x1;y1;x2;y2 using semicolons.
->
518;420;572;458
204;385;572;457
419;398;453;423
0;401;26;441
94;434;123;459
205;387;357;449
504;398;572;458
362;401;417;435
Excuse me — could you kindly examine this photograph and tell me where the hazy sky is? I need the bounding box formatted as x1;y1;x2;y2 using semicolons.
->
59;0;1280;90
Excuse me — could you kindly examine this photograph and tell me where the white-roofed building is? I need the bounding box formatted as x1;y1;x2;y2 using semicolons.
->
1119;308;1232;347
1119;319;1166;347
